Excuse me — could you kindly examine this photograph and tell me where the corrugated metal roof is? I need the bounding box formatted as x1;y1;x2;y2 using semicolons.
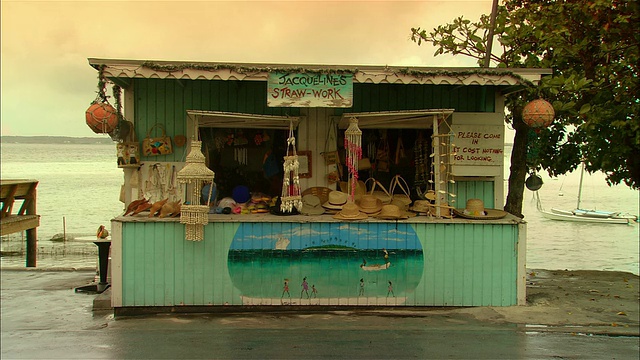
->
88;58;551;86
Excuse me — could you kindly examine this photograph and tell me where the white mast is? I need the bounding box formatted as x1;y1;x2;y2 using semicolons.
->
577;162;585;210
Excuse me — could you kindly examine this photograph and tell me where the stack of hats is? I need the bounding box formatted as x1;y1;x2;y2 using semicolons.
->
356;195;383;216
300;194;325;215
322;191;348;214
374;204;412;220
332;202;368;221
410;200;432;215
248;192;271;214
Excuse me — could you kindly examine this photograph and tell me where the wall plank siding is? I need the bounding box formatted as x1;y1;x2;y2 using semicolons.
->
119;220;517;307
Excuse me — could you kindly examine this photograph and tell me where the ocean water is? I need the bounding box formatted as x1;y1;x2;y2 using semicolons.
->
1;142;638;274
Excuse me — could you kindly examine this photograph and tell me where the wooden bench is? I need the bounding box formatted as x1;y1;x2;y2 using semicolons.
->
1;179;40;267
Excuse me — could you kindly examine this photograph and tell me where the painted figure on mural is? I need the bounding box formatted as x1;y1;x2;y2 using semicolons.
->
311;284;318;298
383;248;389;263
281;279;291;299
387;281;395;297
301;277;310;299
359;278;365;296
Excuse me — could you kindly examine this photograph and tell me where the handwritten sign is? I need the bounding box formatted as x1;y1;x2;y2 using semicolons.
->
451;125;504;165
267;73;353;108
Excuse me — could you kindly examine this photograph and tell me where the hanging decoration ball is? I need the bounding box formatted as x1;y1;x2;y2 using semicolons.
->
522;99;555;128
86;101;118;134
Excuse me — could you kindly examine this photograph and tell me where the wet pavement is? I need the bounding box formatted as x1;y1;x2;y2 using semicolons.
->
1;269;638;359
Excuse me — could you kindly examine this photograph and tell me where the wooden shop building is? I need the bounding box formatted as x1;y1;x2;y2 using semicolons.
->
88;58;549;313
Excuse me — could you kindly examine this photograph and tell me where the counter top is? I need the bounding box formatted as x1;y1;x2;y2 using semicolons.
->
113;213;524;225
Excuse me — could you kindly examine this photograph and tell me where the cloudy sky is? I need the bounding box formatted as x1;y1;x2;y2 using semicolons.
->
1;0;491;137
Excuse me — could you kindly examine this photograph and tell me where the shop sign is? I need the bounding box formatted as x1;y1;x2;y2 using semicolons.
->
267;72;353;108
451;125;504;165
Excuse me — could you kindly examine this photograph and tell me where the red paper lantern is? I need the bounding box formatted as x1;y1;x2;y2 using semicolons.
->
85;102;118;134
522;99;555;128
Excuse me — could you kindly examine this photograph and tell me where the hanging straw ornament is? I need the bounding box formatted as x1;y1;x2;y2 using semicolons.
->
344;117;362;202
177;140;215;241
280;119;303;213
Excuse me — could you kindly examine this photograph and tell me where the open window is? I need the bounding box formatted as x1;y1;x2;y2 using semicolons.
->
186;110;302;200
336;109;454;207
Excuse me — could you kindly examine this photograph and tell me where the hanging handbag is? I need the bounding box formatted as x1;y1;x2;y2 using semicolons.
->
375;132;390;172
116;121;140;168
389;174;412;206
143;123;173;156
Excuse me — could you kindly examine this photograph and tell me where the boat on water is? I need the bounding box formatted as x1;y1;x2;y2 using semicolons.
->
360;262;391;271
534;164;637;224
537;204;634;224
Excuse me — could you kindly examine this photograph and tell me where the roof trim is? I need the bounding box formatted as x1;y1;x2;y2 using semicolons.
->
187;110;301;130
338;109;455;129
89;58;551;87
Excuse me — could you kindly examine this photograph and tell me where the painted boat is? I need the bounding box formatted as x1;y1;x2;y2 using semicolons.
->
360;262;391;271
275;237;290;250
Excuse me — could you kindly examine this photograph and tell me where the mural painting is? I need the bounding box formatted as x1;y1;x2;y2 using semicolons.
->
228;222;424;305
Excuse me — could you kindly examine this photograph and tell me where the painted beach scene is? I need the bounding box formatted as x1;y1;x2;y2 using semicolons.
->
228;222;424;305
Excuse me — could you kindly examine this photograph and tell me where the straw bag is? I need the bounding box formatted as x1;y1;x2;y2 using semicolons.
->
365;177;392;204
143;123;173;156
389;175;412;206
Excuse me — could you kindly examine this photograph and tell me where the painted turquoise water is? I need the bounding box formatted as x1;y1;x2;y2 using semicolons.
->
228;222;424;298
228;250;424;298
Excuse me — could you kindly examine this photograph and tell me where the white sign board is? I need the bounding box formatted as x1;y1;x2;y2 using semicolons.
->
267;72;353;108
452;125;504;165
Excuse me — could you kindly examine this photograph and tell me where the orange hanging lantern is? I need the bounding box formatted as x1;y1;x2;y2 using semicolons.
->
85;101;118;134
522;99;555;128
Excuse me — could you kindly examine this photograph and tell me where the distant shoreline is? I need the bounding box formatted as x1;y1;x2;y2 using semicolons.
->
1;136;113;145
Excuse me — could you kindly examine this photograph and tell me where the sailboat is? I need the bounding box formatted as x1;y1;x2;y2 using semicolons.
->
536;164;637;224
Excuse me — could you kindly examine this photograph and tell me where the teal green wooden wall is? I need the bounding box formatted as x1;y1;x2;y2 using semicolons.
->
120;220;517;307
337;83;495;114
133;79;299;162
453;180;496;208
132;79;497;162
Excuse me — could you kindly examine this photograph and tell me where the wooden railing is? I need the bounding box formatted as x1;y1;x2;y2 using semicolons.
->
1;179;40;267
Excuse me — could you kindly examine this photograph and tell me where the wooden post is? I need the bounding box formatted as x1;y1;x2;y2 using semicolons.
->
26;187;37;267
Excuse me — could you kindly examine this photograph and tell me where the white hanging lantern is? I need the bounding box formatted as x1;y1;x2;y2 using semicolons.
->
344;117;362;203
280;119;303;213
177;140;215;241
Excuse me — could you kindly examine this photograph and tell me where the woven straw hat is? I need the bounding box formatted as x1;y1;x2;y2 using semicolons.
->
391;199;416;217
300;194;325;215
453;198;507;220
357;195;383;214
374;204;409;220
323;191;348;210
301;187;332;205
410;200;432;214
332;202;368;221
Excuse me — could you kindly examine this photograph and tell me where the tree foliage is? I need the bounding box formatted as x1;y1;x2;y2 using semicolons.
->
411;0;639;217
